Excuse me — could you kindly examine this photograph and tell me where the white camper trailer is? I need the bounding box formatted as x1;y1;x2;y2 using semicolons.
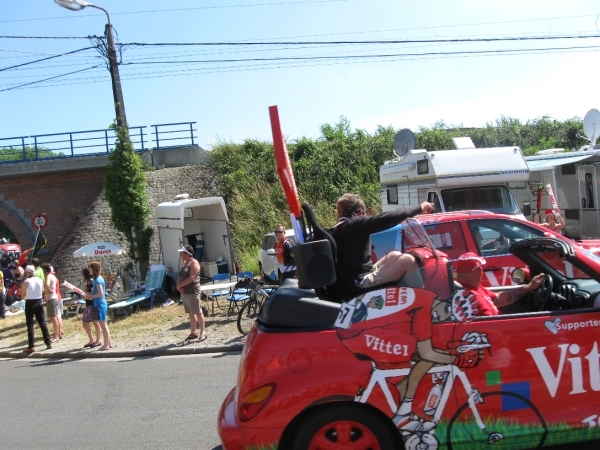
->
156;194;236;292
381;131;529;217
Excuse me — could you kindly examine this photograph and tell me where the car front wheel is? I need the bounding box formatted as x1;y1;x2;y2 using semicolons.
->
293;405;398;450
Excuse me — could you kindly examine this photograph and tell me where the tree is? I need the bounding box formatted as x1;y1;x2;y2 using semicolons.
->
103;124;153;277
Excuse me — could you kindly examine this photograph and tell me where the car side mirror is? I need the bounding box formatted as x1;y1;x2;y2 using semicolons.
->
522;203;531;217
511;268;526;284
267;249;276;256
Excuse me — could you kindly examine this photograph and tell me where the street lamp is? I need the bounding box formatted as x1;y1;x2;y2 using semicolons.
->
54;0;128;128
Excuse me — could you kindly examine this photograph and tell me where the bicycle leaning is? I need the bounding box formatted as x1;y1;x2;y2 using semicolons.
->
236;277;276;335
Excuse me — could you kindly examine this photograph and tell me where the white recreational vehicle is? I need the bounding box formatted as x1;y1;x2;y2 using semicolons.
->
156;194;236;292
380;131;528;217
509;148;600;239
509;109;600;239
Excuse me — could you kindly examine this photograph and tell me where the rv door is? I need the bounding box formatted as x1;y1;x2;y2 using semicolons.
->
578;164;600;238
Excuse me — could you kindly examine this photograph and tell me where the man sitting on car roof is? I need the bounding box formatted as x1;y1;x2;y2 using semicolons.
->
455;252;546;316
330;193;433;300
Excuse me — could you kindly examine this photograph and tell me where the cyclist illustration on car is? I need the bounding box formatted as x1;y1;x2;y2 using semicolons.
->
335;277;489;442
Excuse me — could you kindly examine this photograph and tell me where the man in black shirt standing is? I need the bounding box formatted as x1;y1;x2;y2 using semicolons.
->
330;193;433;299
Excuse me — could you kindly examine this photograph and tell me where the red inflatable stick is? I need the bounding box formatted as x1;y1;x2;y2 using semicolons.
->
269;105;301;218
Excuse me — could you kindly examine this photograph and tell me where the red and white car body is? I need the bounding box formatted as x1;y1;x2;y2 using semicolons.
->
219;217;600;449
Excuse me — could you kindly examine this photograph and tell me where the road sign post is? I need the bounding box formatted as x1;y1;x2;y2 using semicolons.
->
32;214;48;229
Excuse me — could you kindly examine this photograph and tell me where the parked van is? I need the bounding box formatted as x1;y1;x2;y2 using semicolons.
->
156;194;235;293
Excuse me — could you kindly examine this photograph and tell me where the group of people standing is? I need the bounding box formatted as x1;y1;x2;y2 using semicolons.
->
19;258;63;353
16;258;112;353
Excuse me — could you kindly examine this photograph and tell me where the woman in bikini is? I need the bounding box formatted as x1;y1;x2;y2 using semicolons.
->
541;209;565;234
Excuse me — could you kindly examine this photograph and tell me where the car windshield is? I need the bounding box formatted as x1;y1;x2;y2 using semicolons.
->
468;218;547;257
527;247;591;280
441;186;520;214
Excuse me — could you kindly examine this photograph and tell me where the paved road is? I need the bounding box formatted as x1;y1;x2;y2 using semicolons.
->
3;351;598;450
1;352;241;449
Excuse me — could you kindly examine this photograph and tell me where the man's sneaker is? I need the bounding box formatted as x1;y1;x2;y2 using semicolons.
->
23;347;35;354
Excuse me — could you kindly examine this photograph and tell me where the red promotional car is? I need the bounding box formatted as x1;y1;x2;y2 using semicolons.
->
219;212;600;450
370;210;600;289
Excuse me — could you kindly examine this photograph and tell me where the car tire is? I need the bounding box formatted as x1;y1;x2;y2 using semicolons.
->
293;405;397;450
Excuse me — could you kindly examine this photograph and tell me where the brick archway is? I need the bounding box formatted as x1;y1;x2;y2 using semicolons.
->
0;201;35;249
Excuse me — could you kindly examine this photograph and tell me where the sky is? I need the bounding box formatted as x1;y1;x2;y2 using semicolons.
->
1;0;599;150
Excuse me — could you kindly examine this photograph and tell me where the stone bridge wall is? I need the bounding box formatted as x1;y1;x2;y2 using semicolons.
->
50;164;220;291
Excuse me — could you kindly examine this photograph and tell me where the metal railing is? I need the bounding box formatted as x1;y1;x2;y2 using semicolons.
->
151;122;197;149
0;121;197;165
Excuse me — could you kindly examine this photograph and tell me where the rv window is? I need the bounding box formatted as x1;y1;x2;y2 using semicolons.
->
441;186;520;215
561;164;576;175
565;209;580;220
387;185;398;205
184;208;193;218
417;159;429;175
585;173;595;208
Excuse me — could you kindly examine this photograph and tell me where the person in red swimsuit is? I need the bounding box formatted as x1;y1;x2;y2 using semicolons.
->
454;252;546;316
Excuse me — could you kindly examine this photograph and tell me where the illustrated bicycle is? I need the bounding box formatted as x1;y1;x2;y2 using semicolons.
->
236;278;275;335
354;334;548;450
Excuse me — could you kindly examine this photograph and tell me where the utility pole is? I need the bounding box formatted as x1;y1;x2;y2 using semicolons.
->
104;22;128;128
55;0;128;128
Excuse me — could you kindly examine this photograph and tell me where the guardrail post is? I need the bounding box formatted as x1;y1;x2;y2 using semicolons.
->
154;125;160;149
190;122;195;146
105;130;109;153
69;133;74;157
30;137;35;160
21;137;26;158
139;127;145;151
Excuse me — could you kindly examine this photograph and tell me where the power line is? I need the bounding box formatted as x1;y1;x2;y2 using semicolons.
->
0;65;100;92
0;36;93;40
0;47;97;73
120;44;600;65
7;43;598;92
124;33;600;47
3;43;598;91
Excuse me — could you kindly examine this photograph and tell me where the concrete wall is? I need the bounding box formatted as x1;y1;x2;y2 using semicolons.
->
0;145;211;178
138;145;211;168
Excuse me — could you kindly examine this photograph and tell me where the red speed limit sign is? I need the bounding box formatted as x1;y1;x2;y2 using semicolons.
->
32;214;48;229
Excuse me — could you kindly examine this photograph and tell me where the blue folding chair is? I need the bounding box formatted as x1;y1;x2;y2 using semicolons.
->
205;273;231;315
226;277;251;316
233;272;253;295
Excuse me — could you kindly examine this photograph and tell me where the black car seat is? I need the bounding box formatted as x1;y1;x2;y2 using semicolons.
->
295;204;375;303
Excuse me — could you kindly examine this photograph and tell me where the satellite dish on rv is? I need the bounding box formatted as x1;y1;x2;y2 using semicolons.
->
583;109;600;146
393;128;416;157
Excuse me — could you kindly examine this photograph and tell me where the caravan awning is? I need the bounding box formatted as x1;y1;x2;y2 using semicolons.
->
526;154;594;171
